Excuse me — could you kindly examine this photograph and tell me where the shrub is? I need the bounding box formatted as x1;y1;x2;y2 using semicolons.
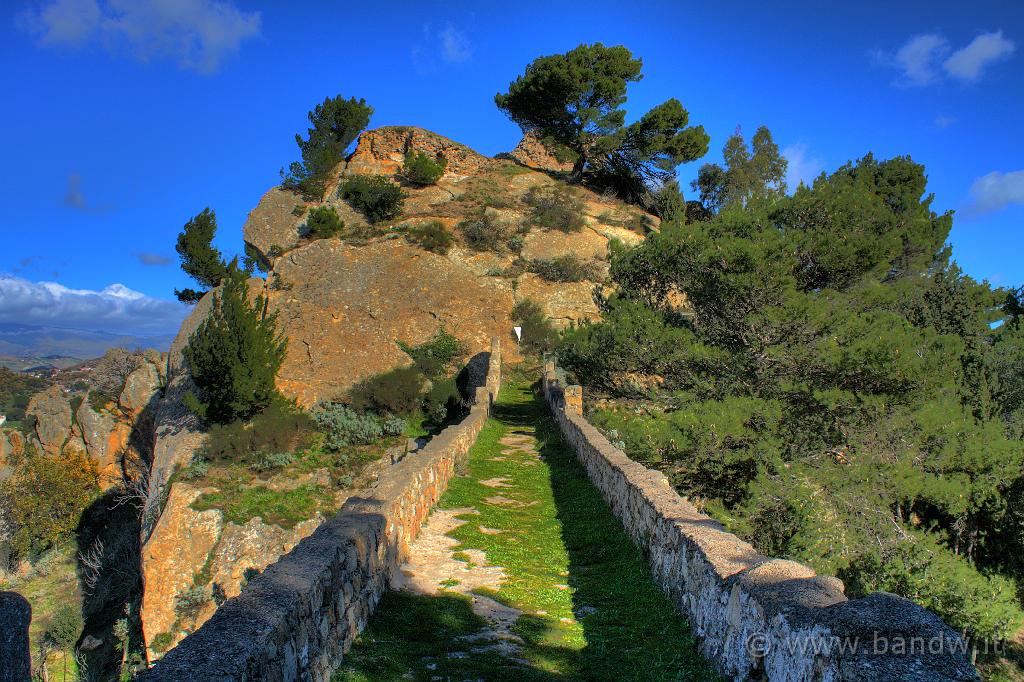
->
183;266;287;425
403;150;447;185
530;255;602;282
406;221;454;254
174;586;209;621
397;328;466;378
524;185;586;233
339;175;405;224
0;448;99;560
313;404;405;450
460;176;514;209
251;451;295;474
511;299;559;355
201;400;316;464
425;376;461;425
303;205;344;239
88;390;115;412
349;366;425;416
458;211;513;252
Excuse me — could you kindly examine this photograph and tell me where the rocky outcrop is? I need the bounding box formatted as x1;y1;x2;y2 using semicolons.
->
502;131;575;173
345;126;492;179
240;187;307;265
0;591;31;682
269;239;514;407
0;430;24;481
75;401;131;486
25;385;71;456
120;361;161;416
141;483;223;650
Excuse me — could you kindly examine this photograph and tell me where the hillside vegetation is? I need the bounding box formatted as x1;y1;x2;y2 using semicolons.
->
559;137;1024;672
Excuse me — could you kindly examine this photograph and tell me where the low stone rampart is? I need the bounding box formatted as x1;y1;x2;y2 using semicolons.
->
542;362;978;681
138;339;501;681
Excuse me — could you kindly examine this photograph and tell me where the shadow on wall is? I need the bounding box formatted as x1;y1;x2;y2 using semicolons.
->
75;390;162;679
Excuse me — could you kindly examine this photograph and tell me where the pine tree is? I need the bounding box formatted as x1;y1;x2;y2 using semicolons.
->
174;208;228;303
182;264;287;424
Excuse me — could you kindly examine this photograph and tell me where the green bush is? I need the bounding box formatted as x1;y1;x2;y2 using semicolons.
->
403;150;447;185
458;211;513;252
0;448;99;560
349;366;425;416
424;376;462;425
524;185;586;233
511;299;559;355
200;399;317;464
530;255;602;282
397;328;466;378
251;451;295;474
174;586;209;621
339;175;405;224
406;221;454;254
183;266;287;424
303;205;344;239
313;403;405;450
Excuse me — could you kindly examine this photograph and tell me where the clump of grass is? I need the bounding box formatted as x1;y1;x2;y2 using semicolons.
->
191;483;334;528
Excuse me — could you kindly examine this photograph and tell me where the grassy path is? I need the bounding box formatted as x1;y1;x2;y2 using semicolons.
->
335;376;716;681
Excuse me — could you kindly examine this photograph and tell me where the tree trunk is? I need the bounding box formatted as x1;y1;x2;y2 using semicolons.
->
570;156;586;183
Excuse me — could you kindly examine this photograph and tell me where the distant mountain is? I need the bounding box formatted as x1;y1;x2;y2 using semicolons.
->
0;323;175;365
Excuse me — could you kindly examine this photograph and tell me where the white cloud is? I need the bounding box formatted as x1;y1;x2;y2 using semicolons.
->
439;25;472;63
893;34;948;86
19;0;261;73
934;114;957;128
943;30;1016;82
967;170;1024;215
411;22;473;73
782;143;823;192
874;30;1015;87
0;275;189;334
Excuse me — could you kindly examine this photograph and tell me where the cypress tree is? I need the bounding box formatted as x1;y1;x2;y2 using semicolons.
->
182;264;287;424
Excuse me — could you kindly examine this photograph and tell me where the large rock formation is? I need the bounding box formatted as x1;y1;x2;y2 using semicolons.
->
269;239;514;407
25;385;72;456
139;125;659;659
237;126;651;405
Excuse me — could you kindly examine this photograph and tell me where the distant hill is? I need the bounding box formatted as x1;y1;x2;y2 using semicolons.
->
0;323;174;367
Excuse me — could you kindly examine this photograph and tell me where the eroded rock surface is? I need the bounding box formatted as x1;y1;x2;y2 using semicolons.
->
25;385;71;456
270;239;514;407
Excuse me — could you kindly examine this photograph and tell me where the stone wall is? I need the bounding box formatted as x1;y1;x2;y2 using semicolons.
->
542;363;979;682
137;339;501;682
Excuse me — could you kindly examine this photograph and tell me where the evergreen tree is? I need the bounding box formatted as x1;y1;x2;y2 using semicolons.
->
495;44;709;188
560;153;1024;640
282;96;372;200
692;126;788;213
182;264;287;424
174;208;228;303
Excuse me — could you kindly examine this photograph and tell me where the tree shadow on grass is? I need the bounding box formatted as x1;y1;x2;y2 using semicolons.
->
517;381;719;682
334;590;567;682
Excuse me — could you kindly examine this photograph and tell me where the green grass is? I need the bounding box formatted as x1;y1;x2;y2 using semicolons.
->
191;483;334;528
0;543;82;681
335;373;717;681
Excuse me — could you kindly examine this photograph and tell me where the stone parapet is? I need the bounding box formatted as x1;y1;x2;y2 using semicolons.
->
541;366;978;682
138;339;501;681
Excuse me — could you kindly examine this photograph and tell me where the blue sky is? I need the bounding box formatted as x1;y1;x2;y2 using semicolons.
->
1;0;1021;337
